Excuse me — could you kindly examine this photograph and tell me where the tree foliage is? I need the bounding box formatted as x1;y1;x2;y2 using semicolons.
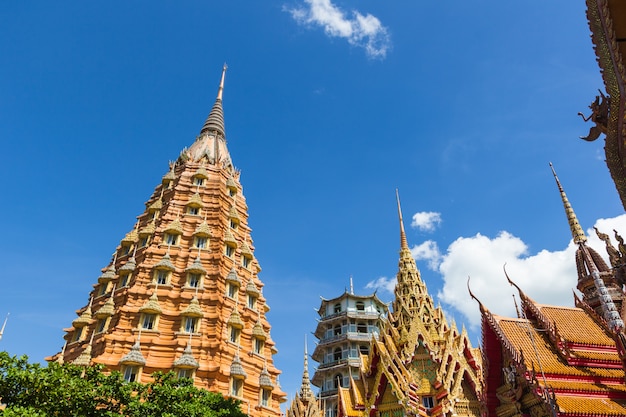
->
0;352;247;417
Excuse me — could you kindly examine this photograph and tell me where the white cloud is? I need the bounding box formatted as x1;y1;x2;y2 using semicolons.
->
285;0;391;59
365;276;396;293
437;214;626;331
411;211;442;232
411;240;441;270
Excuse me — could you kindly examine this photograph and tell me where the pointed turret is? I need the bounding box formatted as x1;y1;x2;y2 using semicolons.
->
391;190;432;343
299;336;314;401
200;64;227;137
550;163;624;333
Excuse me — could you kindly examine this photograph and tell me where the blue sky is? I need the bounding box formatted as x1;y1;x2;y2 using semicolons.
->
1;0;625;408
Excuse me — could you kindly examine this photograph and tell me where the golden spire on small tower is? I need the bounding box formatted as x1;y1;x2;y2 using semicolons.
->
550;163;587;244
396;189;409;251
300;335;314;400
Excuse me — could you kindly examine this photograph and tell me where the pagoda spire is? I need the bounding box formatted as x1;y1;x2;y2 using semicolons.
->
550;163;624;333
299;335;314;401
396;189;410;251
200;64;227;137
550;162;587;244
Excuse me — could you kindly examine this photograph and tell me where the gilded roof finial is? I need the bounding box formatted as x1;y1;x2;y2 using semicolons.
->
396;189;409;250
550;163;587;244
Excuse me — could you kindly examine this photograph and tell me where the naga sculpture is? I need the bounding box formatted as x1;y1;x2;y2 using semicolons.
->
578;90;610;141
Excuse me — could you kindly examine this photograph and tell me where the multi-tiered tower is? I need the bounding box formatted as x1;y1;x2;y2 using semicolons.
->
311;286;388;417
50;66;286;417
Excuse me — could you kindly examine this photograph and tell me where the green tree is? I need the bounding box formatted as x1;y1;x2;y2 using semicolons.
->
0;352;246;417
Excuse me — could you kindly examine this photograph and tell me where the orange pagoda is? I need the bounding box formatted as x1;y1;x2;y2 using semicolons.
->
336;193;483;417
48;66;286;417
473;166;626;417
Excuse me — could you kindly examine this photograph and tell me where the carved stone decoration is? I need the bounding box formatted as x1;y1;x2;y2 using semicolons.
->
578;90;610;141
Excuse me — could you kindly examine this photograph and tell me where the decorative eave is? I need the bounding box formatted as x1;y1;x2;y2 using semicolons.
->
119;340;146;366
182;297;204;318
173;344;199;369
584;0;626;209
185;256;206;274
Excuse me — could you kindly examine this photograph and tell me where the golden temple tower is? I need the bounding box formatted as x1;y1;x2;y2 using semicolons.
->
49;66;286;417
336;192;483;417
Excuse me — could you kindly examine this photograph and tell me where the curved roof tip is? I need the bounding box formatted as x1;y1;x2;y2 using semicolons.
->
467;276;487;314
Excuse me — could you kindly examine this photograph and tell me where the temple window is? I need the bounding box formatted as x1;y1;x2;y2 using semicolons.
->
359;345;369;355
357;322;367;333
72;327;84;342
333;373;343;389
242;256;250;269
260;388;271;407
334;303;341;314
423;397;434;409
193;236;207;249
140;313;158;330
333;347;342;362
139;236;149;248
177;368;194;379
154;270;170;285
121;244;131;256
96;318;109;334
123;365;140;382
98;282;109;296
230;220;238;229
224;245;235;258
119;273;130;287
230;378;243;397
227;282;239;299
229;326;241;344
247;294;257;310
186;206;200;216
163;233;179;246
187;273;201;288
333;325;341;336
183;317;199;333
253;338;264;355
356;301;365;311
193;177;204;186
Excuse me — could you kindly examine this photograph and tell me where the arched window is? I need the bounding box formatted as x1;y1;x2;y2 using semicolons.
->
333;347;342;361
333;373;343;389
